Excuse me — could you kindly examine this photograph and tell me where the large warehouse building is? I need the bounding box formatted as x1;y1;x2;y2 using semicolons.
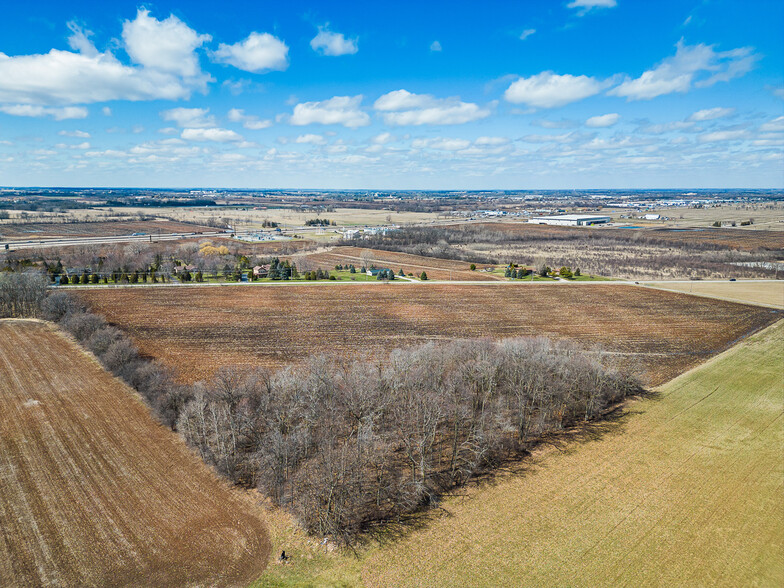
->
528;214;611;226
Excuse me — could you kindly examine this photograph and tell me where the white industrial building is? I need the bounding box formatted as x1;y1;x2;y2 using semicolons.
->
528;214;611;226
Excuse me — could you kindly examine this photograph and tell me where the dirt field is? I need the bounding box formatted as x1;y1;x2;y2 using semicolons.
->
297;246;499;280
77;284;779;387
0;319;271;587
113;206;444;229
473;221;784;252
361;319;784;587
643;280;784;309
0;219;212;240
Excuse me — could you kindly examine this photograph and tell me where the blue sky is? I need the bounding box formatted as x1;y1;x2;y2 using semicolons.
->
0;0;782;189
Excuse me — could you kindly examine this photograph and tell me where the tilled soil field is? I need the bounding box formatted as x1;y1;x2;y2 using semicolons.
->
78;283;780;386
297;246;499;281
0;319;271;587
0;220;213;239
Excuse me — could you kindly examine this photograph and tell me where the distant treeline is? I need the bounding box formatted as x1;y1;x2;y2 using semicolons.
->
104;198;218;207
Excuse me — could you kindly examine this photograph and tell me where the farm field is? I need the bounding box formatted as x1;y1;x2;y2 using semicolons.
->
361;318;784;587
112;206;444;229
643;280;784;309
296;246;500;281
77;284;780;386
0;319;271;587
0;219;213;240
472;221;784;252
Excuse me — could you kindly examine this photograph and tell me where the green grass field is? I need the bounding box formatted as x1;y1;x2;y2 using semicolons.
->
255;319;784;587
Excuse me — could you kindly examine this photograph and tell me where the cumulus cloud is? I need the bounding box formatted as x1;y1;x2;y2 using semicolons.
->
214;32;289;73
122;9;210;78
0;104;87;120
0;9;211;106
161;107;215;128
412;137;471;151
585;113;620;127
519;29;536;41
698;129;750;143
227;108;272;130
374;89;491;125
688;107;734;121
295;134;327;145
310;26;358;56
567;0;617;16
372;132;395;144
430;41;442;52
504;72;606;108
181;128;243;142
609;41;757;101
289;95;370;128
58;129;90;138
759;116;784;132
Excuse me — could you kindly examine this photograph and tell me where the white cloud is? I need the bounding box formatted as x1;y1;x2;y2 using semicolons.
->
504;72;606;108
310;26;358;57
101;106;112;116
161;107;215;128
372;132;395;144
0;9;211;105
295;134;327;145
637;121;695;134
58;129;90;138
181;127;243;142
227;108;272;130
519;29;536;41
688;107;735;121
532;118;579;129
585;113;620;127
289;95;370;128
374;90;491;125
430;41;442;52
698;129;750;143
122;9;210;78
474;136;511;146
567;0;617;16
609;41;757;101
214;32;289;73
759;116;784;132
0;104;87;120
773;87;784;99
412;137;472;151
55;142;90;149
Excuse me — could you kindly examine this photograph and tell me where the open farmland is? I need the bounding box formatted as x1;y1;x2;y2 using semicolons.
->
0;319;270;587
296;246;500;280
0;219;213;240
360;319;784;588
643;280;784;309
77;284;779;386
474;221;784;252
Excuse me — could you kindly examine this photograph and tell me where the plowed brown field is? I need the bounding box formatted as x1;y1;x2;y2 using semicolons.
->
0;320;270;587
298;246;499;280
78;284;780;386
0;220;212;239
470;221;784;252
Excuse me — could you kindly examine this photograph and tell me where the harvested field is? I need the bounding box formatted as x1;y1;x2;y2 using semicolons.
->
77;284;780;386
643;280;784;309
0;319;270;587
297;246;499;281
474;221;784;252
0;219;212;240
362;319;784;587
